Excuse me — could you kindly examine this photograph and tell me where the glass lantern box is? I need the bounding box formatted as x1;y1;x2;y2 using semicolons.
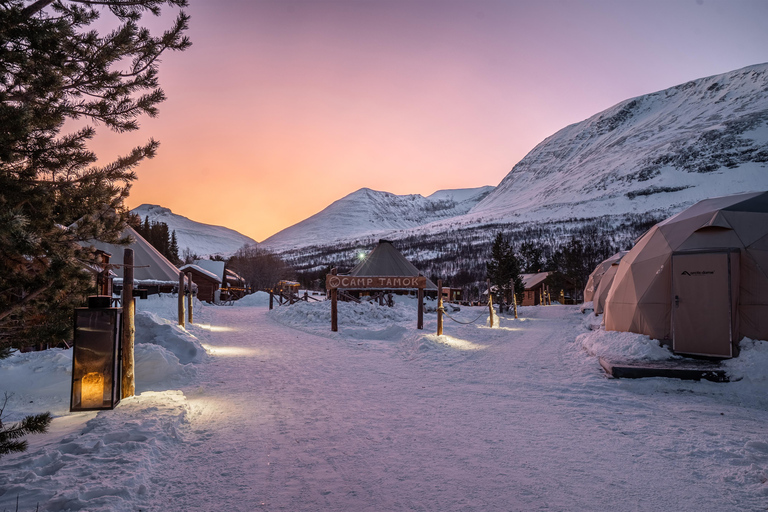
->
70;305;122;411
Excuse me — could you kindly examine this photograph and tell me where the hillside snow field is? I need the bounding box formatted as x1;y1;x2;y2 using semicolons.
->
131;204;257;258
263;63;768;253
2;296;768;511
260;186;494;253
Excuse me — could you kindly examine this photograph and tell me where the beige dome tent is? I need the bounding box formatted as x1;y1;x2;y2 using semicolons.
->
593;260;623;316
584;251;627;303
604;191;768;358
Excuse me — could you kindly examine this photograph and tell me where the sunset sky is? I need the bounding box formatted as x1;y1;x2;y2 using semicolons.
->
89;0;768;242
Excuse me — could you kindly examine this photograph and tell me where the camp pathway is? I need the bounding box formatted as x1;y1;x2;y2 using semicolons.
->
145;305;767;512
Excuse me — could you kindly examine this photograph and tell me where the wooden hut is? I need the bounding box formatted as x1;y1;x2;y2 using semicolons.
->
179;264;221;303
521;271;578;305
521;272;550;306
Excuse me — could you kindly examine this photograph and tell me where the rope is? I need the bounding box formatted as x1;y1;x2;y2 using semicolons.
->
439;307;487;325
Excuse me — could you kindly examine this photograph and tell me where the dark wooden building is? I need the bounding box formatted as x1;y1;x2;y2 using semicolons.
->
179;264;221;303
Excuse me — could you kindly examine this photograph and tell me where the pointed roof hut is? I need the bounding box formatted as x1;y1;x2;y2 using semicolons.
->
85;225;181;287
349;240;437;290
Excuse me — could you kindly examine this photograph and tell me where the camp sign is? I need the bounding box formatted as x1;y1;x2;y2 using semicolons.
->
326;275;426;290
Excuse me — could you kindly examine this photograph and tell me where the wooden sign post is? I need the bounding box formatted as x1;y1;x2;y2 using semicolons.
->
326;273;427;332
437;279;443;336
417;273;424;330
512;291;519;319
186;271;194;324
330;268;338;332
121;248;135;398
178;272;185;328
487;279;494;328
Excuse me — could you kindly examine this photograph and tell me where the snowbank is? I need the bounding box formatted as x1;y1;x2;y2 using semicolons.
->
269;299;411;332
0;391;188;512
725;337;768;387
575;328;676;361
135;310;206;364
232;291;271;307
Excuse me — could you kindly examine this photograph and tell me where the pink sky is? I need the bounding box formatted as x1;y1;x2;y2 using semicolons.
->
89;0;768;242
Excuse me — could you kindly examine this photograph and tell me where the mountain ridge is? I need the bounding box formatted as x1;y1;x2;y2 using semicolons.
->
264;62;768;255
131;204;257;259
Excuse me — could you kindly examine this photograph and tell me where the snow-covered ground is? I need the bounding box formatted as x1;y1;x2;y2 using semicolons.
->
1;294;768;511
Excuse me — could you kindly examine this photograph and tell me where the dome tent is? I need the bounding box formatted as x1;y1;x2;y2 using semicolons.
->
584;251;627;303
604;191;768;358
593;258;624;316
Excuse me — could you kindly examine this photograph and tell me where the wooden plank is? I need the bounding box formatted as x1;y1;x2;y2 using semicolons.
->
326;275;426;290
599;357;729;382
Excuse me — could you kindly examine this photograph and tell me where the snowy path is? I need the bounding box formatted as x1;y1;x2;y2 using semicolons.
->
145;305;768;511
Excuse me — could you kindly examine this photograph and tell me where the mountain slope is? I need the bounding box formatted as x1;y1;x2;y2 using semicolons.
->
131;204;257;258
260;186;494;252
465;63;768;224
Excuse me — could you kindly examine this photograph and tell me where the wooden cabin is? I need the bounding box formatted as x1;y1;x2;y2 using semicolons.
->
179;264;221;303
521;272;578;305
442;287;463;302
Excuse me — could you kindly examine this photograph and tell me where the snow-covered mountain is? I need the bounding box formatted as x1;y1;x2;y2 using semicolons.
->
131;204;257;258
269;63;768;258
260;186;494;252
462;62;768;226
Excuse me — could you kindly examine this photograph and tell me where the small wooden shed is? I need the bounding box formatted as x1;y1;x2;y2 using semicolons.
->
521;272;550;306
179;264;221;303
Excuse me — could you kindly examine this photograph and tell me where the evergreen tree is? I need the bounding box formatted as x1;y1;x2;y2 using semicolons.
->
485;233;524;304
0;392;51;458
169;230;180;265
519;240;544;273
0;1;190;350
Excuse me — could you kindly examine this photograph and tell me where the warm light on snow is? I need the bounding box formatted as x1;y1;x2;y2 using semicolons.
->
201;343;260;357
197;323;237;333
431;334;488;351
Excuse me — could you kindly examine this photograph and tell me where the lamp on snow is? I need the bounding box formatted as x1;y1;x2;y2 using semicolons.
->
70;296;122;411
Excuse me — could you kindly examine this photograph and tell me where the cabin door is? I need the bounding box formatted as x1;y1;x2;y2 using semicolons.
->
671;251;738;358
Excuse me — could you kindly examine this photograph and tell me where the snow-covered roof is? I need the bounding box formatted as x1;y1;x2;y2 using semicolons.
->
194;259;226;281
179;264;221;283
521;272;550;289
84;226;180;283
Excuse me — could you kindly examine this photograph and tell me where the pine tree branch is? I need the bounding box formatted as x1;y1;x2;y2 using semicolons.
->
0;284;53;323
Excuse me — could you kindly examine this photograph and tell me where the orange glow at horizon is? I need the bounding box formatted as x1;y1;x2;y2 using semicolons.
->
83;1;768;243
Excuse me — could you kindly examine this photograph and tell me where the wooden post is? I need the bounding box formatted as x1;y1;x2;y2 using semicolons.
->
513;291;518;319
186;272;194;324
417;282;424;330
487;279;494;328
437;279;443;336
178;272;185;328
331;268;338;332
560;289;565;305
121;248;135;398
269;291;274;310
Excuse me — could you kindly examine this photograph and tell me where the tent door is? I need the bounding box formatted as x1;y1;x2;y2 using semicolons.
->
671;251;737;358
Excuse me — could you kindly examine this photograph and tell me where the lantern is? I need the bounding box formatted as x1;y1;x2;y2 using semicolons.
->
70;297;122;411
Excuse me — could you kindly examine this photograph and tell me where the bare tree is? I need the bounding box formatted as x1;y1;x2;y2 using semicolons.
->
227;245;294;291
